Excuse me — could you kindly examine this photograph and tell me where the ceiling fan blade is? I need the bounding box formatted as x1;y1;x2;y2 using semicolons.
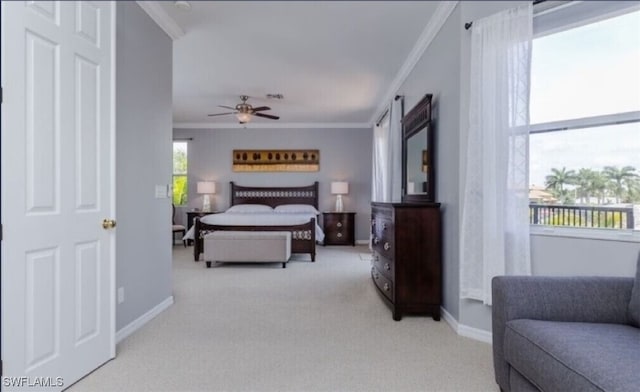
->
207;112;235;117
218;105;236;110
254;112;280;120
251;106;271;112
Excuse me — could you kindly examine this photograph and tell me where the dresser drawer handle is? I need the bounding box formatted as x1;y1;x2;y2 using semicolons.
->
384;263;390;271
383;283;390;291
336;222;342;228
382;223;387;230
383;242;390;251
373;237;380;245
337;232;342;238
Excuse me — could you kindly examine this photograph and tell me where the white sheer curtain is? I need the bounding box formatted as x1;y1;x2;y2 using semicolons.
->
460;4;533;305
372;98;402;202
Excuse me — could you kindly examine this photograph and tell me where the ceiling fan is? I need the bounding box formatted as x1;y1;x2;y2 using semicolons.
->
207;95;280;124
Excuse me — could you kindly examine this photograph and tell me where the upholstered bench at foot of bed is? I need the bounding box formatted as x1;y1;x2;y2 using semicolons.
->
204;231;292;268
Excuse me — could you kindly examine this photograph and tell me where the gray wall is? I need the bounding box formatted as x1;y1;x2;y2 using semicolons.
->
116;2;173;330
532;235;640;276
397;4;463;320
393;0;640;334
173;128;373;241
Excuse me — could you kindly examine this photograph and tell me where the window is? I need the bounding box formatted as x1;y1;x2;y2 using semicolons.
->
173;141;188;205
529;8;640;232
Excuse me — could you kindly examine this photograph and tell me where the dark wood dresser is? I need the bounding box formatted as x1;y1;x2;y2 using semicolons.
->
322;212;356;246
370;202;441;321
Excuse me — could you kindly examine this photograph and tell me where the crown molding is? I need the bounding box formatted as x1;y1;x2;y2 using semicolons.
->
369;1;459;125
136;1;184;40
173;122;372;130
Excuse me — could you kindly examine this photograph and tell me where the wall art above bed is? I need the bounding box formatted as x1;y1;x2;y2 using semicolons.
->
232;149;320;172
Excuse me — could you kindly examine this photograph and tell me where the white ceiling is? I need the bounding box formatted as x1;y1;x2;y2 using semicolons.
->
153;1;442;128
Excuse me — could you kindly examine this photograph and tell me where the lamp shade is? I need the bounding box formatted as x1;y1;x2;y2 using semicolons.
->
236;112;252;123
331;181;349;195
197;181;216;194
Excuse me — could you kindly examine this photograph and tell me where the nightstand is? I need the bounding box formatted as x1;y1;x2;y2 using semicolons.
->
186;211;206;231
186;211;219;245
322;212;356;246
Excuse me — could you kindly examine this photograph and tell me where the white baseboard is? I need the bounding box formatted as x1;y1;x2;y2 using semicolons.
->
356;240;369;245
441;306;493;344
441;306;459;332
458;323;493;344
116;295;174;344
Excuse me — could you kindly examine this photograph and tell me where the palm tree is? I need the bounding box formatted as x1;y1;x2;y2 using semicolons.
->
603;166;638;203
590;171;608;205
545;167;577;203
622;176;640;203
575;168;596;204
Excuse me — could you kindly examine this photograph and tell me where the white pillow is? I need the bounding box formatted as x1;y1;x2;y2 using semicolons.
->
226;204;274;213
274;204;320;215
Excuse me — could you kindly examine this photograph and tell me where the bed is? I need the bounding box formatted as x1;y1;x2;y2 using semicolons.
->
192;182;321;262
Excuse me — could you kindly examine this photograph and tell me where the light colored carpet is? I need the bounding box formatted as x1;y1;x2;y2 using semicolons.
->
359;252;373;261
70;245;497;392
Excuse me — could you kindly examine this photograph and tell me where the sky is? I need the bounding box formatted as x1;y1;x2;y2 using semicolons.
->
528;9;640;187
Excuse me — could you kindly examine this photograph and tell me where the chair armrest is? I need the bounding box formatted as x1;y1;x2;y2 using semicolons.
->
491;276;634;391
493;276;633;324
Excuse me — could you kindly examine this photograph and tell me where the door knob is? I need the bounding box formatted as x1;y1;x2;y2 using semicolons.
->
102;219;117;229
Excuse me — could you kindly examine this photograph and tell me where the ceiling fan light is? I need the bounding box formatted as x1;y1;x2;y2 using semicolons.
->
236;112;252;123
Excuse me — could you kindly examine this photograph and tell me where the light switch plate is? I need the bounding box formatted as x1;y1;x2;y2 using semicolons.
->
155;185;167;199
117;287;124;304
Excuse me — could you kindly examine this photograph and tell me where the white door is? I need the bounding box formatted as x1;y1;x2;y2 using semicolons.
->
1;1;115;390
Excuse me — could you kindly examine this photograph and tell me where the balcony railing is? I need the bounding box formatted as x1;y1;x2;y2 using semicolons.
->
529;203;635;229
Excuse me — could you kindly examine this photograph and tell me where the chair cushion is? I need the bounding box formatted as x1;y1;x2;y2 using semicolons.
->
628;251;640;326
504;319;640;392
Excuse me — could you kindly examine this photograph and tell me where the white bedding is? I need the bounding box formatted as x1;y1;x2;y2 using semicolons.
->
183;212;324;242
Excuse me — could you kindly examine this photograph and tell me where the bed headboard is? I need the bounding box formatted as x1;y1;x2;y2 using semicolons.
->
230;182;319;209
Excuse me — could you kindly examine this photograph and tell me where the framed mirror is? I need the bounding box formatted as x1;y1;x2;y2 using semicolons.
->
402;94;434;203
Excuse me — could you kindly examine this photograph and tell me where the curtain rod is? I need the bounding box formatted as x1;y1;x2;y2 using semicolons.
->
375;110;389;127
375;95;403;127
464;0;546;30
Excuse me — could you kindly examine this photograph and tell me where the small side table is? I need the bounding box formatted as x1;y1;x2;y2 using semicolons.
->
186;211;211;231
186;210;219;245
322;212;356;246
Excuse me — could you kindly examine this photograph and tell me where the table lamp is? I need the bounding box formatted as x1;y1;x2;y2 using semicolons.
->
197;181;216;212
331;181;349;212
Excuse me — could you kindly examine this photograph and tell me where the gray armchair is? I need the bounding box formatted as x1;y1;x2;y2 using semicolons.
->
492;272;639;391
